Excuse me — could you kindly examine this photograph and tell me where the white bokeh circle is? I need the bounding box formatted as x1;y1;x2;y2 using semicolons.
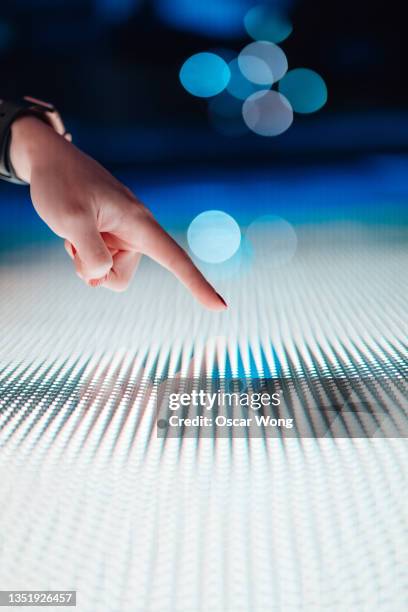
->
245;215;298;268
242;90;293;137
187;210;241;264
238;41;288;85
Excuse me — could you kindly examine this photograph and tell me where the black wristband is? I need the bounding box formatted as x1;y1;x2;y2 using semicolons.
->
0;99;33;184
0;97;64;186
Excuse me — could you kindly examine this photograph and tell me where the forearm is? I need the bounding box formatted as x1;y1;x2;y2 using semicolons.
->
9;115;57;184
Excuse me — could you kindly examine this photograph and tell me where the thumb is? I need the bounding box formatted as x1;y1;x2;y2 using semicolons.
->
69;224;113;281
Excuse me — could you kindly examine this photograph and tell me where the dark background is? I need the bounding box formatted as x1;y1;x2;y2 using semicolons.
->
1;0;407;168
0;2;407;290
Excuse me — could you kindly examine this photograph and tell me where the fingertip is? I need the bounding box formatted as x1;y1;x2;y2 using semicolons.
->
211;299;228;312
197;289;228;311
215;292;228;309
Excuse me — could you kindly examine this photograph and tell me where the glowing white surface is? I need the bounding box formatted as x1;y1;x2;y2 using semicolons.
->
0;227;407;611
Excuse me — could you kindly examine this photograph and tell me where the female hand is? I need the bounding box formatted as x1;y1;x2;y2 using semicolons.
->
9;116;227;310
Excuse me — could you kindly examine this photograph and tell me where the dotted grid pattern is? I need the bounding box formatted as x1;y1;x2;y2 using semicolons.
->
0;233;407;611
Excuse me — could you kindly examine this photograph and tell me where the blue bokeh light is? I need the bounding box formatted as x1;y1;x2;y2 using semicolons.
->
187;210;242;263
278;68;328;113
244;5;293;43
226;58;266;100
180;53;231;98
155;0;251;38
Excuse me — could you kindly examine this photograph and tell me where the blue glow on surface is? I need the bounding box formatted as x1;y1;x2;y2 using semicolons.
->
2;154;408;254
244;5;292;43
180;53;231;98
278;68;328;114
187;211;241;263
155;0;251;37
197;235;253;280
227;58;266;100
123;155;408;230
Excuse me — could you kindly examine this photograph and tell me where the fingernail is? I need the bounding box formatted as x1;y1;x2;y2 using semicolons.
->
216;292;228;308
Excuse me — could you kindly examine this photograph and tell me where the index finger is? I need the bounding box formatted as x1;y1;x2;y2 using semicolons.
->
138;216;227;311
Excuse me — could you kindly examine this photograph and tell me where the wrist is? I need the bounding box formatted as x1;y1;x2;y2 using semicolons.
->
9;115;55;184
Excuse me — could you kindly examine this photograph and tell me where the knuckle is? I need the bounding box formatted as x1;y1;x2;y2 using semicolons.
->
93;246;112;265
128;199;154;221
